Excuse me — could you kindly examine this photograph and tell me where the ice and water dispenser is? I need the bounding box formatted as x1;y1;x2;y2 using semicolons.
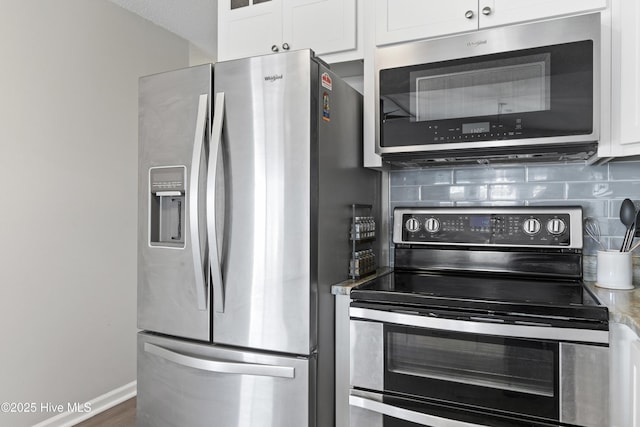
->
149;166;186;248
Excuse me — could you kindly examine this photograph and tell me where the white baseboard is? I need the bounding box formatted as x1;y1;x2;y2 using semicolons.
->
32;381;137;427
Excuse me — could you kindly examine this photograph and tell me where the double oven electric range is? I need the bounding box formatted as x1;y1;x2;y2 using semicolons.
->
349;206;609;427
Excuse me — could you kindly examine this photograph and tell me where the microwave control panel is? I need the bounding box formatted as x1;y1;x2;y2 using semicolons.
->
393;207;582;249
425;120;525;143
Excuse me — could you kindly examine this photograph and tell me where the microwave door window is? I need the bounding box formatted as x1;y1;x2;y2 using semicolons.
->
378;40;593;149
410;54;551;122
381;94;412;121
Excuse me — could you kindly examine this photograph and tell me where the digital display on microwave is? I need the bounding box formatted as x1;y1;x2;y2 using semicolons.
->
469;215;491;228
463;122;490;134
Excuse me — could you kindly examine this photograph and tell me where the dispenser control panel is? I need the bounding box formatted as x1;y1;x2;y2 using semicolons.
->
150;167;185;194
149;166;186;248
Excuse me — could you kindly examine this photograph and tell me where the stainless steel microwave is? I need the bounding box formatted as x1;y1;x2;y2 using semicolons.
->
376;13;602;165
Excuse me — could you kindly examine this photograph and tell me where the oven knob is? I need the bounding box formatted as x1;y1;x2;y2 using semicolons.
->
425;217;440;233
546;218;566;235
405;217;420;232
522;218;541;235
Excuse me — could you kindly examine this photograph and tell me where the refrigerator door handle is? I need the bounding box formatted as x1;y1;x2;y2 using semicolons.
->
144;342;295;378
189;93;209;311
208;92;225;313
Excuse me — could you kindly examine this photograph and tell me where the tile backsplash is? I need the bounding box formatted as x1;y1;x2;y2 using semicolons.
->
388;159;640;282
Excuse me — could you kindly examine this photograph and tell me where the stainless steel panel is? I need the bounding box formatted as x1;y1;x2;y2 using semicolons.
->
315;60;380;427
335;295;351;427
137;332;312;427
375;12;601;155
350;307;609;344
138;64;212;341
560;342;609;427
350;320;384;391
212;51;314;355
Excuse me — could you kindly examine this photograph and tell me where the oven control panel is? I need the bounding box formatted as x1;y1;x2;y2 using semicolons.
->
393;207;583;248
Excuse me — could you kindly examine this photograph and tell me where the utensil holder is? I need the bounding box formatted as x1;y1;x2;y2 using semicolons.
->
596;250;633;290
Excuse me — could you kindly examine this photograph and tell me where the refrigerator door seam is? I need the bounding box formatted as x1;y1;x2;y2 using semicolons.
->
189;93;210;311
144;342;296;378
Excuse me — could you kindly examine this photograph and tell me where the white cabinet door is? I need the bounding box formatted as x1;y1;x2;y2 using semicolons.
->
219;0;359;62
632;340;640;427
375;0;478;46
605;0;640;157
611;323;638;427
218;0;283;61
375;0;607;46
479;0;607;28
282;0;357;56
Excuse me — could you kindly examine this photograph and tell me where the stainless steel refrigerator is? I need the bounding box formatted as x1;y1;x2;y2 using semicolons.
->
137;50;379;427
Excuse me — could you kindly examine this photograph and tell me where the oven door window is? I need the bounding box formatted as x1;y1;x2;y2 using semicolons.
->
379;40;593;148
385;325;559;420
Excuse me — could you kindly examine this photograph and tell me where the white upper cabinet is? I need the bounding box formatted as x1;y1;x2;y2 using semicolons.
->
218;0;282;62
600;0;640;157
375;0;477;46
376;0;607;46
218;0;358;62
479;0;607;28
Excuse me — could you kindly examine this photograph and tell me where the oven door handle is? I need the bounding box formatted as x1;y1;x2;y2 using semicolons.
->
350;307;609;344
349;392;489;427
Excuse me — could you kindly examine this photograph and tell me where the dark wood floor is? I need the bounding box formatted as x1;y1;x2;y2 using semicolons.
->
74;398;136;427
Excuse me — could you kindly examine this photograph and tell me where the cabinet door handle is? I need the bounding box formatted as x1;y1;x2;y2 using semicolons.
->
482;6;492;15
464;10;474;19
271;44;279;52
282;42;290;50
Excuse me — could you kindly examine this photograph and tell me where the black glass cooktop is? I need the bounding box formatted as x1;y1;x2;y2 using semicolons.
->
350;270;609;328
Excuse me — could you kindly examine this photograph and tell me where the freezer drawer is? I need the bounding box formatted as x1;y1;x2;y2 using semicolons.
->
137;332;314;427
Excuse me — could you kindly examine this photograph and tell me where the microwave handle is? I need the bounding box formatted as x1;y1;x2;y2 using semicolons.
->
349;393;488;427
189;93;209;311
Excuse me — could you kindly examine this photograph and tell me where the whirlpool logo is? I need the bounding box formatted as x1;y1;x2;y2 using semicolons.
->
264;74;283;82
467;40;488;47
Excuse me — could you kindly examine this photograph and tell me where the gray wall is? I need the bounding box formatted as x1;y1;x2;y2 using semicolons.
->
389;159;640;279
0;1;190;425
